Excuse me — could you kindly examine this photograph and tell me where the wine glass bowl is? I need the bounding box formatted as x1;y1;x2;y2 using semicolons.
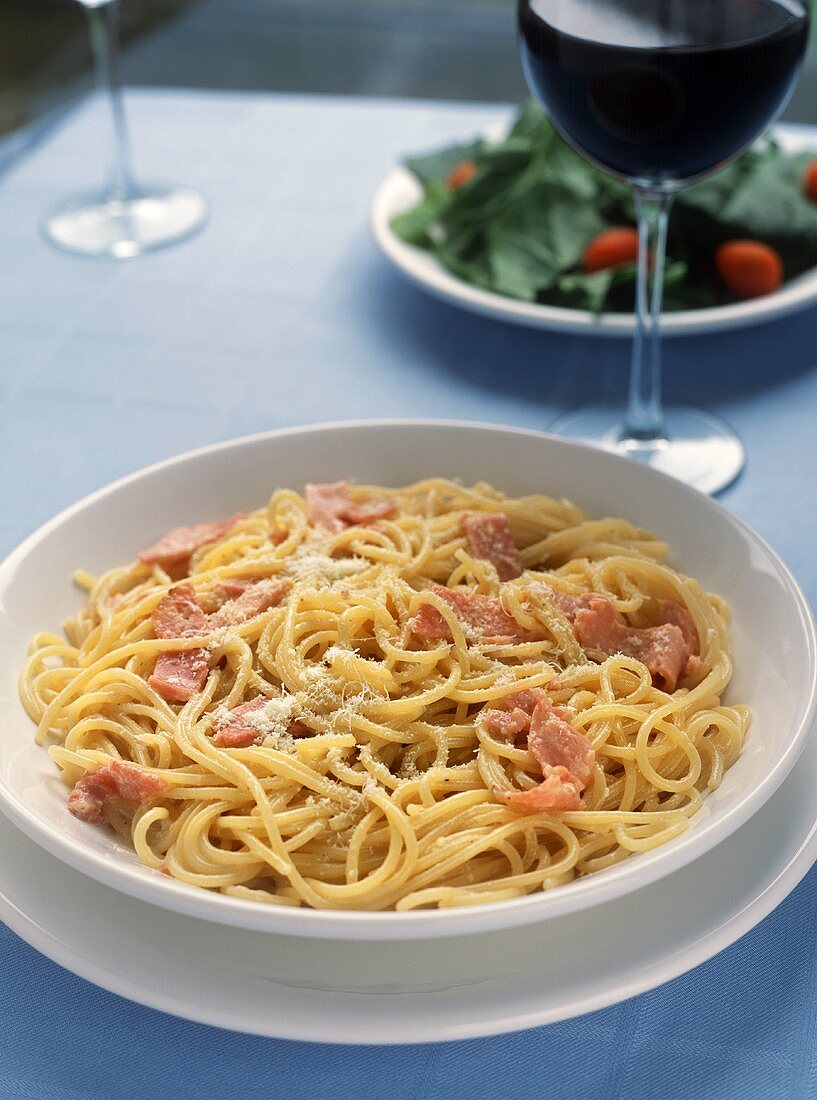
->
518;0;810;493
519;0;810;187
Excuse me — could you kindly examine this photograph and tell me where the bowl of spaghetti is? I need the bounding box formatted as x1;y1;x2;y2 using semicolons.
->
0;420;814;940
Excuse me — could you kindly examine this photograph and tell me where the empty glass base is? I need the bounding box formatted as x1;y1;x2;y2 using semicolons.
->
549;406;746;495
42;185;208;258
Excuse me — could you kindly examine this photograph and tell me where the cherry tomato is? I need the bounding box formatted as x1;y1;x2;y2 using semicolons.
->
445;160;477;190
583;227;640;273
803;160;817;204
715;240;783;299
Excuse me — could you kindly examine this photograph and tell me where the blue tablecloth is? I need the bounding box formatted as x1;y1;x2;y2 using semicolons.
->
2;89;817;1100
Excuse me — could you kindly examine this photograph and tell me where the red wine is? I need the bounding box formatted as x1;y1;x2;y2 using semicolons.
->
519;0;809;183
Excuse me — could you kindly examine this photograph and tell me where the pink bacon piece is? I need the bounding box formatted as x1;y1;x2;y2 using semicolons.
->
462;512;522;581
410;586;535;645
487;688;544;716
149;580;291;704
573;596;695;693
305;483;349;534
212;698;267;748
211;698;308;748
482;707;531;739
212;577;291;627
528;698;595;789
494;767;585;813
149;584;211;703
68;761;166;825
152;584;209;640
481;688;545;739
658;599;702;679
483;689;595;814
139;514;245;572
549;587;699;692
149;649;210;704
217;578;256;599
343;499;398;525
658;599;699;652
549;588;595;619
554;587;699;651
305;481;397;533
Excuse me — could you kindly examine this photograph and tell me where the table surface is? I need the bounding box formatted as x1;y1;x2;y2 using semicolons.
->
2;88;817;1100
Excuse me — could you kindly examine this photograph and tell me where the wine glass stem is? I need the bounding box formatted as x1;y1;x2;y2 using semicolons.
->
624;187;676;443
86;0;135;203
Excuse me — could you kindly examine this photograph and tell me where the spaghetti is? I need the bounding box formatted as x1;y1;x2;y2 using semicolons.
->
20;479;748;911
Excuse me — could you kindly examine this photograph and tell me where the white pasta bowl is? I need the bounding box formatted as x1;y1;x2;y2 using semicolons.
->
0;419;813;940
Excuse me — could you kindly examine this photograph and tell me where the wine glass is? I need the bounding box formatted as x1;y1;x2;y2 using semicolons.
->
42;0;208;259
519;0;810;494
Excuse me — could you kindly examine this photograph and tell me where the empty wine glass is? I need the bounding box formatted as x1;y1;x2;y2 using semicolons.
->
43;0;208;259
519;0;810;494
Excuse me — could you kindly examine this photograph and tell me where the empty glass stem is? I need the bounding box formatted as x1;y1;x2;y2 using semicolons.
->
86;0;135;203
623;187;676;443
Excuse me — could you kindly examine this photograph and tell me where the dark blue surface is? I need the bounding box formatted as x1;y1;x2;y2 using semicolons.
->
1;91;816;1099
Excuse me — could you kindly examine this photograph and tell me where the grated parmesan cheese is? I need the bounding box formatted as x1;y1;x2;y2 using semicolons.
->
242;696;295;736
214;696;298;751
285;543;372;587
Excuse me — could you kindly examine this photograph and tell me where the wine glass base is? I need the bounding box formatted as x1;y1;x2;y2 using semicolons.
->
42;186;209;259
548;406;745;495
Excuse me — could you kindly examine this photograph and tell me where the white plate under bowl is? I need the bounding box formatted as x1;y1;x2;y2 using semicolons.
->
371;124;817;337
2;715;817;1043
0;420;814;942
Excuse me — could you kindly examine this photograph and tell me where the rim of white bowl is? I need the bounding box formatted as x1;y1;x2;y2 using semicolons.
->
0;418;814;940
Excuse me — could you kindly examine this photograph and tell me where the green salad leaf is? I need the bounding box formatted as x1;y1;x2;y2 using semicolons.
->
391;101;817;313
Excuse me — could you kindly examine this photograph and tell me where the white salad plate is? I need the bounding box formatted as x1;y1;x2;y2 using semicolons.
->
0;421;814;944
1;718;817;1043
371;124;817;337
